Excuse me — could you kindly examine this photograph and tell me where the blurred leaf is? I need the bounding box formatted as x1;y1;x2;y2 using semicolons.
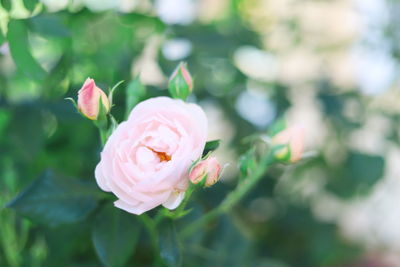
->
43;54;71;98
118;13;165;32
23;0;38;11
92;204;140;267
8;105;45;160
202;139;220;156
0;30;5;45
203;216;251;266
238;147;256;177
125;77;146;118
7;170;99;226
268;118;286;136
326;151;385;198
0;108;10;138
159;218;182;267
1;0;11;11
7;19;47;81
29;14;70;37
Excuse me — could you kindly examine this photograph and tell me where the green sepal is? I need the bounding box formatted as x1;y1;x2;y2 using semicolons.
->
64;97;77;110
108;80;124;108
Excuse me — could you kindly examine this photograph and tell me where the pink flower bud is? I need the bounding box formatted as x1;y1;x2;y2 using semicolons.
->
272;124;305;163
189;156;221;187
77;78;110;120
168;62;193;100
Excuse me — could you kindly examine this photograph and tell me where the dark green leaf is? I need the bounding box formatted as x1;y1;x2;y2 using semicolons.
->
23;0;38;11
7;170;99;226
92;204;140;267
202;139;220;156
0;29;5;45
1;0;11;11
7;19;47;81
125;77;146;118
326;151;385;198
159;218;182;267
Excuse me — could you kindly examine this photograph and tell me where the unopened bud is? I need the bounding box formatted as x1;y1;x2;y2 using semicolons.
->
77;78;110;120
168;62;193;100
189;156;221;187
272;124;305;163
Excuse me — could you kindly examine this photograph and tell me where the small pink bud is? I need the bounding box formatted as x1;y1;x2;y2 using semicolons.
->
272;124;305;163
189;156;221;187
77;78;110;120
168;62;193;100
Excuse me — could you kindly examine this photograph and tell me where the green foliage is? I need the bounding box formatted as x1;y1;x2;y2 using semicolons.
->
202;139;221;156
7;171;100;226
7;20;47;81
326;152;385;198
1;0;11;11
159;218;182;267
23;0;38;12
92;204;141;267
125;77;146;118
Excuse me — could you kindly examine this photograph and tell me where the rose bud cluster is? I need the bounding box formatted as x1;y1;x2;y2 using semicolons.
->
168;62;193;100
272;124;305;163
189;156;222;187
77;78;110;120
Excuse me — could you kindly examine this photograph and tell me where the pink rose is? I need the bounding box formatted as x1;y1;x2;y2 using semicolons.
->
272;124;305;163
77;78;110;120
189;156;221;187
95;97;208;214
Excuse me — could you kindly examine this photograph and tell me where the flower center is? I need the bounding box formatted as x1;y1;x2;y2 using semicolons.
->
147;147;171;162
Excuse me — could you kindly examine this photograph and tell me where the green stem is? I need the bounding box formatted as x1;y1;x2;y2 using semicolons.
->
99;128;107;146
180;151;275;238
173;185;195;219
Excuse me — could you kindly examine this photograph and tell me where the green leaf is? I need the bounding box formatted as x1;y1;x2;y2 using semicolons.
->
1;0;12;11
28;14;70;37
7;170;99;226
43;53;72;98
159;218;182;267
118;13;166;32
0;30;5;46
202;139;220;156
125;77;146;118
23;0;38;11
326;151;385;198
92;204;140;267
7;19;47;81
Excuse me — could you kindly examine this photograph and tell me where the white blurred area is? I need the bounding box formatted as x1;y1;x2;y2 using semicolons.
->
235;0;400;262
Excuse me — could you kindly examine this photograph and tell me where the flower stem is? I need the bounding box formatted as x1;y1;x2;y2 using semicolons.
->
180;151;275;238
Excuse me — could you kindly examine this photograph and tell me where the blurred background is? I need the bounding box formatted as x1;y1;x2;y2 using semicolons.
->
1;0;400;266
